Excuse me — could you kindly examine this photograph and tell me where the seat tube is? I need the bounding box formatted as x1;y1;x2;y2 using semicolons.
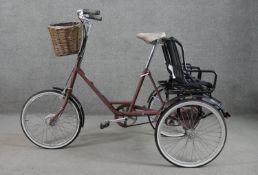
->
145;43;157;69
128;44;157;112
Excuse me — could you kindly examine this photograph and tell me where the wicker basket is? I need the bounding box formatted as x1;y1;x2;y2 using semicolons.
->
48;22;81;57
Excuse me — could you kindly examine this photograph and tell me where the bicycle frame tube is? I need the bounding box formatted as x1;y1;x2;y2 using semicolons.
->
77;67;119;114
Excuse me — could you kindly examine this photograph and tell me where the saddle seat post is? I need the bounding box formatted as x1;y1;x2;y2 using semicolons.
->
145;43;157;69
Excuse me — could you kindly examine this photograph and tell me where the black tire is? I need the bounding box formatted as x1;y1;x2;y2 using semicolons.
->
147;96;160;129
147;87;171;129
21;90;82;149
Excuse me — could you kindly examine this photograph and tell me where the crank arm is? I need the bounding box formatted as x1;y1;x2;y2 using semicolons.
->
108;117;128;123
100;117;128;129
125;121;154;127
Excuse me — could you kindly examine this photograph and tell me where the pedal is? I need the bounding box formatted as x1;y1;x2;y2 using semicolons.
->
100;121;110;129
100;117;128;129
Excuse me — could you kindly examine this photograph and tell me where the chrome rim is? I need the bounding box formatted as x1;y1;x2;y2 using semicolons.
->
21;91;80;148
156;101;226;167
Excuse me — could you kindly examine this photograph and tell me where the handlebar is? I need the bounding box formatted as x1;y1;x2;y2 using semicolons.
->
82;9;100;15
77;9;102;60
77;9;102;21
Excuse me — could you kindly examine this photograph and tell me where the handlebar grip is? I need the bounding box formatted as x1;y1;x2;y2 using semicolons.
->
88;15;102;21
83;9;100;15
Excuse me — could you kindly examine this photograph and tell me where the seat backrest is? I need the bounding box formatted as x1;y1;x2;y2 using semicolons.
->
162;37;187;84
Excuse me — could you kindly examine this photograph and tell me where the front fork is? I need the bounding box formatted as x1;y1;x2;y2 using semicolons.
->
50;64;79;125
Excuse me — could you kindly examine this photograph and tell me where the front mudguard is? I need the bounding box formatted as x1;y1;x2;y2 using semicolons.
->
52;87;85;127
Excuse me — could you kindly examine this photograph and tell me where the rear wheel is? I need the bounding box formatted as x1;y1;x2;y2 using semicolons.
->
155;100;227;167
21;90;81;149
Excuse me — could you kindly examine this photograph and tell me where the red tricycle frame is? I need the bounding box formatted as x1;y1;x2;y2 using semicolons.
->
61;55;164;118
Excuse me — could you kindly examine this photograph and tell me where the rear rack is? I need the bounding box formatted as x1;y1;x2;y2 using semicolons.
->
158;80;214;95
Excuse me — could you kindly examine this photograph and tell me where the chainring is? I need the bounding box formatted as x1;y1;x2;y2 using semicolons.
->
115;104;138;127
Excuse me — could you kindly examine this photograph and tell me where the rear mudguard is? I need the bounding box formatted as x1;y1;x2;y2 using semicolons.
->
52;87;85;127
164;95;230;118
147;85;164;104
194;95;231;118
147;86;230;118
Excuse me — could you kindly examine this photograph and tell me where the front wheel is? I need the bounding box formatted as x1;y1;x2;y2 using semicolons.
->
21;90;81;149
155;100;227;167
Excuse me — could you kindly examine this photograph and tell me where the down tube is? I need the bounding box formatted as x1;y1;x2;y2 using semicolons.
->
77;68;117;114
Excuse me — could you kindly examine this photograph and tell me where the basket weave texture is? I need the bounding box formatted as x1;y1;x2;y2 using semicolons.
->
48;22;81;56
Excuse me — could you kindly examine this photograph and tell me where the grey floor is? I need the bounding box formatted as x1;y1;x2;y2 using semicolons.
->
0;114;258;175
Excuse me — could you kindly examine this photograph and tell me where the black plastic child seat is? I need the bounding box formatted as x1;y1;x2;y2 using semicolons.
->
160;37;217;95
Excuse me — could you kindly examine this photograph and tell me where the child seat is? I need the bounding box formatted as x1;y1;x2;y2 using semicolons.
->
160;37;217;95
